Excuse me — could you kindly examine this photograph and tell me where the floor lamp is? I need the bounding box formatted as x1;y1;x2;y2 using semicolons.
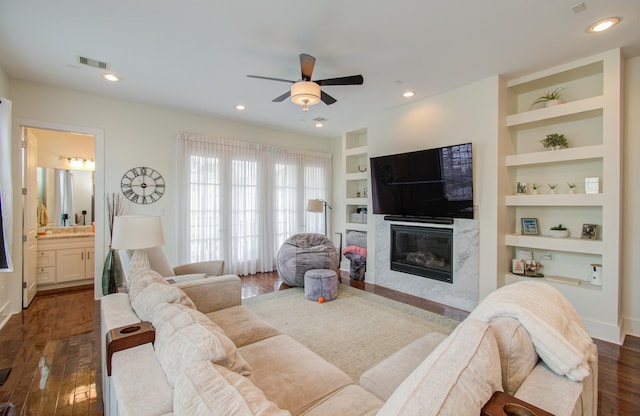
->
307;199;332;235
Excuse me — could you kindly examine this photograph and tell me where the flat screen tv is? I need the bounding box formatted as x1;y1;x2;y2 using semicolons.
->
369;143;473;219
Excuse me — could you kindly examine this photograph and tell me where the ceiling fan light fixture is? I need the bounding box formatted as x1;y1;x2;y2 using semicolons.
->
291;81;321;112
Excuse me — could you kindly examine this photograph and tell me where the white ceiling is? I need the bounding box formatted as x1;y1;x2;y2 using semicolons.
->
1;0;639;139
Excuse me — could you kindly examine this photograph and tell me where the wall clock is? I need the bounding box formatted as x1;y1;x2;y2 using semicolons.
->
120;166;165;204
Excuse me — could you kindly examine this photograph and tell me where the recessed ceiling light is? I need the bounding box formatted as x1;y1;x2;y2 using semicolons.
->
102;73;120;82
588;17;620;33
403;91;415;98
315;122;323;128
235;104;246;110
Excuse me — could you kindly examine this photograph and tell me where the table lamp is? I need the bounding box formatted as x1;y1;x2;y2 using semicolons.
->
111;215;165;270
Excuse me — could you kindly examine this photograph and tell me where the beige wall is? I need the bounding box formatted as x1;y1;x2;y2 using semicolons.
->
6;79;332;308
622;56;640;336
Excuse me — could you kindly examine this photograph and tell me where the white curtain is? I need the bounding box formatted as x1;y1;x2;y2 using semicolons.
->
0;98;12;271
177;132;331;276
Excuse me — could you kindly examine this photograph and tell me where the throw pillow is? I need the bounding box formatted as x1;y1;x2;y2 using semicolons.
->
378;319;502;416
488;317;539;395
174;361;290;416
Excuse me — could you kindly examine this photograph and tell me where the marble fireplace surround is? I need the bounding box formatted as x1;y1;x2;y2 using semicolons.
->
374;215;479;311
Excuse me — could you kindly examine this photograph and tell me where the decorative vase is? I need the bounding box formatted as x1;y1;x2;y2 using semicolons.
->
102;247;123;295
531;189;538;195
545;99;561;107
549;189;556;194
569;188;576;194
549;229;569;238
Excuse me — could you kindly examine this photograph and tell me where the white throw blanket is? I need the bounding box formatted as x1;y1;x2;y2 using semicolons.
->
469;281;596;382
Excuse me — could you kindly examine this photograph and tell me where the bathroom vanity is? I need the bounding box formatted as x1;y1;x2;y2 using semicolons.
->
36;230;95;289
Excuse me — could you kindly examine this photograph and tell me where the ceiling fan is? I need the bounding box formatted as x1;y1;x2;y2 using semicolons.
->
247;53;364;112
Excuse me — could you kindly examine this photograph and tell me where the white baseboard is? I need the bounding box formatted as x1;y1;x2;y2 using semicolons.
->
623;317;640;339
583;317;623;344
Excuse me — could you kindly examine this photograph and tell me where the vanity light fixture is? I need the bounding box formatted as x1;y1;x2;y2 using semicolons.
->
59;156;96;170
588;17;620;33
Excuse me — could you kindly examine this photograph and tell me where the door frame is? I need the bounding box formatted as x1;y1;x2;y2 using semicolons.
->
16;119;105;301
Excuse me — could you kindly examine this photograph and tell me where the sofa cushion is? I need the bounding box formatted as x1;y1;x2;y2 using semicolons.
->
300;385;383;416
359;331;448;400
152;302;253;378
378;319;502;416
155;322;228;386
239;334;352;416
489;317;539;395
207;305;282;347
174;361;290;416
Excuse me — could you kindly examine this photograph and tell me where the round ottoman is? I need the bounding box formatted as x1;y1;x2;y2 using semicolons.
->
304;269;338;301
276;233;339;287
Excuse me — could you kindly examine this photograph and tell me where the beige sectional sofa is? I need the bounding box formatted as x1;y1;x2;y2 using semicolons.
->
101;266;598;416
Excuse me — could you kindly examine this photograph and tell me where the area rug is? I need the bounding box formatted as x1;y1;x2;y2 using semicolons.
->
243;284;460;380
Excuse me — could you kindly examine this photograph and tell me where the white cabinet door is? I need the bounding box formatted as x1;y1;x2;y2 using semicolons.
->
56;248;86;282
85;248;95;279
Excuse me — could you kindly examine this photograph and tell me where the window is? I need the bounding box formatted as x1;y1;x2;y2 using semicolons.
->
178;133;331;275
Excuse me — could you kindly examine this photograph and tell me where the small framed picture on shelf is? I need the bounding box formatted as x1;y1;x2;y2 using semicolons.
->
581;224;599;240
516;181;528;194
521;218;539;235
512;259;525;275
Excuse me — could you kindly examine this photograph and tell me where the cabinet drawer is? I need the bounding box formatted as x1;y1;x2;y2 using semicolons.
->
36;250;56;268
36;267;56;284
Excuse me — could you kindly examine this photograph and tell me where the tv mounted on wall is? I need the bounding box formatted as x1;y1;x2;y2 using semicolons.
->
369;143;474;220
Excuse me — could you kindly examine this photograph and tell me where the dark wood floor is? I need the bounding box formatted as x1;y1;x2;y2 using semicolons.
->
0;272;638;415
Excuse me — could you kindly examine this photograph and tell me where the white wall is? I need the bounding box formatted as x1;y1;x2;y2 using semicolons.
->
622;56;640;337
364;76;500;305
0;64;8;97
6;79;332;309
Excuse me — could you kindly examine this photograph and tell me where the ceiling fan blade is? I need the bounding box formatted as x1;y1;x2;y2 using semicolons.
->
272;91;291;102
300;54;316;81
247;75;295;84
320;90;337;105
316;75;364;86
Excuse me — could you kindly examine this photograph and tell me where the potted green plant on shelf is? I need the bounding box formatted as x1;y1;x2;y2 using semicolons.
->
567;182;578;194
532;87;565;108
540;133;568;150
549;224;569;238
548;183;558;194
531;183;541;194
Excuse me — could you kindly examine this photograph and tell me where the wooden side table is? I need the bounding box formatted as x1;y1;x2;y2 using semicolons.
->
481;391;554;416
106;321;155;376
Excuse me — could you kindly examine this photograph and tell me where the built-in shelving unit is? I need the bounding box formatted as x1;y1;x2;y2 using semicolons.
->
498;49;622;342
342;128;370;273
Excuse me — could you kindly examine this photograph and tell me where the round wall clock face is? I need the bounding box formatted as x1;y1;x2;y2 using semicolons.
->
120;167;165;204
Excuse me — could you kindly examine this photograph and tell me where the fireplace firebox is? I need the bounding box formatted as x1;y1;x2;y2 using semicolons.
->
390;225;453;283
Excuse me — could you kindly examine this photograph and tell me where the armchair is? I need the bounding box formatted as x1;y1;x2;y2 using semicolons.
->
118;246;224;283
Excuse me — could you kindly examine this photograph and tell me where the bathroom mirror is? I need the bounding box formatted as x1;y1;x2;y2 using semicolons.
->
37;167;95;227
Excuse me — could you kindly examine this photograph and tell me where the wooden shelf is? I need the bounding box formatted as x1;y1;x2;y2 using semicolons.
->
505;193;604;206
506;145;604;167
505;234;603;255
345;223;367;231
346;198;368;205
506;96;604;127
504;273;600;290
346;172;367;181
345;145;368;157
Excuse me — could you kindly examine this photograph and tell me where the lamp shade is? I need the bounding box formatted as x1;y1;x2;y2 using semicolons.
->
306;199;324;213
111;215;165;249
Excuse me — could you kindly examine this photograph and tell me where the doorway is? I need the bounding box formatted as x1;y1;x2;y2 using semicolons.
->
18;119;105;307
